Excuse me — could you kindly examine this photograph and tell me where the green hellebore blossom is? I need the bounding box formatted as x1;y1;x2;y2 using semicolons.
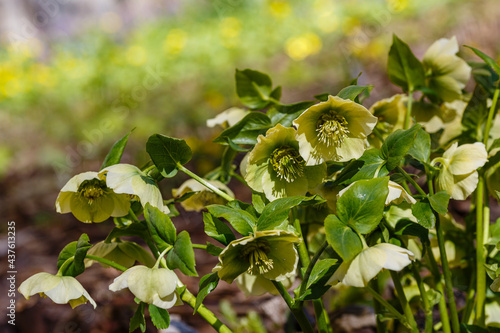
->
369;94;408;135
245;124;326;201
55;171;131;223
100;164;169;214
85;240;155;269
19;272;96;308
236;272;295;296
327;243;414;288
294;95;377;164
214;230;299;284
433;142;488;200
172;178;234;212
423;36;471;102
109;265;179;310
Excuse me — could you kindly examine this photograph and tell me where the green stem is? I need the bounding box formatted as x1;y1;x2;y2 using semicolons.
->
298;241;329;298
426;245;451;333
56;256;75;276
390;270;418;332
475;175;486;326
462;268;477;324
435;216;460;332
86;255;127;272
192;244;208;250
178;164;235;202
397;166;426;196
177;281;233;333
404;91;414;130
153;246;173;269
365;285;410;329
483;86;500;147
412;264;433;333
293;217;311;269
313;299;332;333
370;279;388;333
272;281;315;333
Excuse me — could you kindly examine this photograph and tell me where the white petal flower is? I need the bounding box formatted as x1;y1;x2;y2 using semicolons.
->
109;266;178;310
327;243;414;287
172;178;234;211
100;164;169;214
19;272;96;308
207;107;250;128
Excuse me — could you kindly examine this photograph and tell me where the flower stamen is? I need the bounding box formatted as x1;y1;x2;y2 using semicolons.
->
78;179;107;204
242;241;274;275
316;111;350;147
270;146;305;182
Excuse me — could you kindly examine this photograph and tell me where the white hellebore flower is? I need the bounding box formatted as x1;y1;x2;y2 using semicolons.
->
19;272;96;308
206;107;250;128
433;142;488;200
109;266;179;310
338;180;415;206
327;243;415;288
100;164;169;214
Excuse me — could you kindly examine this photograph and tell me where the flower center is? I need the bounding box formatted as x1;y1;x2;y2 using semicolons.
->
241;240;274;275
269;146;305;182
316;111;349;147
78;179;108;204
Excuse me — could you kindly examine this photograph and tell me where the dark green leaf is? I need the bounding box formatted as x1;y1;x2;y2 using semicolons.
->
146;134;192;178
194;272;219;313
206;242;224;256
331;159;365;186
108;220;151;241
336;177;389;234
273;101;316;114
387;35;426;92
257;196;320;231
270;86;282;101
381;125;421;171
465;46;500;76
251;192;267;214
207;204;256;236
325;214;363;261
471;62;500;97
462;85;488;139
349;149;388;183
460;324;491;333
411;200;436;229
149;304;170;329
489;138;500;152
408;128;431;163
394;220;430;246
428;191;450;215
101;130;133;170
314;93;330;101
57;234;92;277
144;204;177;251
297;259;338;301
203;212;236;246
167;231;197;276
337;85;370;101
235;69;273;109
129;302;146;333
213;112;272;146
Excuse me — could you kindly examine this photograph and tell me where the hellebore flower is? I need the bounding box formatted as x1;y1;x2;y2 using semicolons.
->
294;95;377;164
206;107;250;128
19;272;96;308
491;276;500;292
100;164;169;214
245;124;326;201
327;243;414;288
433;142;488;200
369;94;408;135
423;36;471;102
172;178;234;212
109;266;179;310
214;230;299;284
56;171;131;223
85;240;155;269
236;272;295;296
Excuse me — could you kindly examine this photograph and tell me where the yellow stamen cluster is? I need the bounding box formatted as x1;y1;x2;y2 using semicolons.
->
269;146;305;182
316;111;350;147
241;240;274;275
78;179;107;204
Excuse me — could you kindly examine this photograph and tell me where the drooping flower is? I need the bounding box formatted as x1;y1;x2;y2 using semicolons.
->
206;107;250;128
491;276;500;292
245;124;326;201
19;272;96;308
433;142;488;200
214;230;299;284
338;180;415;206
109;265;179;310
85;240;155;269
172;178;234;212
100;164;169;214
55;171;131;223
294;95;377;164
236;272;295;296
423;36;471;102
327;243;414;287
369;94;408;135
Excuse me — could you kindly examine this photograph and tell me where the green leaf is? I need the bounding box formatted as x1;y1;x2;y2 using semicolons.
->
107;221;151;242
297;258;338;301
203;212;236;246
144;204;177;251
462;85;488;139
194;272;219;313
167;231;197;276
465;46;500;76
349;149;388;183
235;69;273;109
270;86;282;101
146;134;192;178
207;204;256;236
129;303;146;333
206;242;224;256
394;220;430;246
256;196;320;231
57;234;92;277
148;304;170;329
408;128;431;163
325;214;363;261
251;192;267;214
387;35;426;92
411;200;436;229
337;85;370;101
273;101;316;114
336;177;389;234
460;324;491;333
381;125;421;171
213;112;272;146
101;130;133;170
428;191;450;215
